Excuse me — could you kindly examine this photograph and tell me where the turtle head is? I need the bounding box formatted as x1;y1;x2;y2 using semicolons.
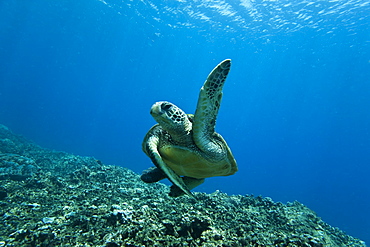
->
150;101;192;135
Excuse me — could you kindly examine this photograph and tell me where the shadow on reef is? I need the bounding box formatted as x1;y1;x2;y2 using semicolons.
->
0;124;366;246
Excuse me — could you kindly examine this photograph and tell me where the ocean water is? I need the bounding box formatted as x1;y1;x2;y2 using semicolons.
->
0;0;369;244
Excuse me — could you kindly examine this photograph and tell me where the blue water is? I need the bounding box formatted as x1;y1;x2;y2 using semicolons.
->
1;0;369;243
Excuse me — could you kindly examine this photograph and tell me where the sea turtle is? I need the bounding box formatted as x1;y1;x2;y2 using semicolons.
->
141;59;238;197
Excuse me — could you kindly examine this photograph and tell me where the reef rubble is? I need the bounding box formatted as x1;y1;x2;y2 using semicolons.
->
0;124;366;246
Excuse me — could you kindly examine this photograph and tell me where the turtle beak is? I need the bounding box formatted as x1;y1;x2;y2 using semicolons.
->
151;101;173;117
150;102;163;116
150;102;172;126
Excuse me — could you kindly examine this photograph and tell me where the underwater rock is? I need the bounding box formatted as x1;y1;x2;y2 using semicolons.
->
0;153;40;181
0;124;366;246
0;188;7;200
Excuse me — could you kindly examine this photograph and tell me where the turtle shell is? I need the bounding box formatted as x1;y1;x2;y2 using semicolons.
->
159;136;237;179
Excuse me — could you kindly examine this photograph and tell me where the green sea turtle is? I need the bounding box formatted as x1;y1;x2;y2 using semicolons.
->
141;59;237;197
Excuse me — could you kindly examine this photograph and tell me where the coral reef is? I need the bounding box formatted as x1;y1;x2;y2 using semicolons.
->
0;124;366;246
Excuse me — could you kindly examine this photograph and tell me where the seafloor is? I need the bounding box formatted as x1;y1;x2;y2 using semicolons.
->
0;124;366;247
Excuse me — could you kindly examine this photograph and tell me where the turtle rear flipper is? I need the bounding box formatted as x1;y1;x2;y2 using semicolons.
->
141;167;166;183
170;177;204;197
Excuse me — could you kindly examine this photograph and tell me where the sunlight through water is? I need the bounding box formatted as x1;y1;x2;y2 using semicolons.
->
98;0;369;41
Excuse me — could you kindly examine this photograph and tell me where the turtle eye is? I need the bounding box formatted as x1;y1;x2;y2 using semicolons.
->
161;103;172;111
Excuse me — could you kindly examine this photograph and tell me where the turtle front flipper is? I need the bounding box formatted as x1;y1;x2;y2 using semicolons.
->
193;59;231;154
143;134;195;198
